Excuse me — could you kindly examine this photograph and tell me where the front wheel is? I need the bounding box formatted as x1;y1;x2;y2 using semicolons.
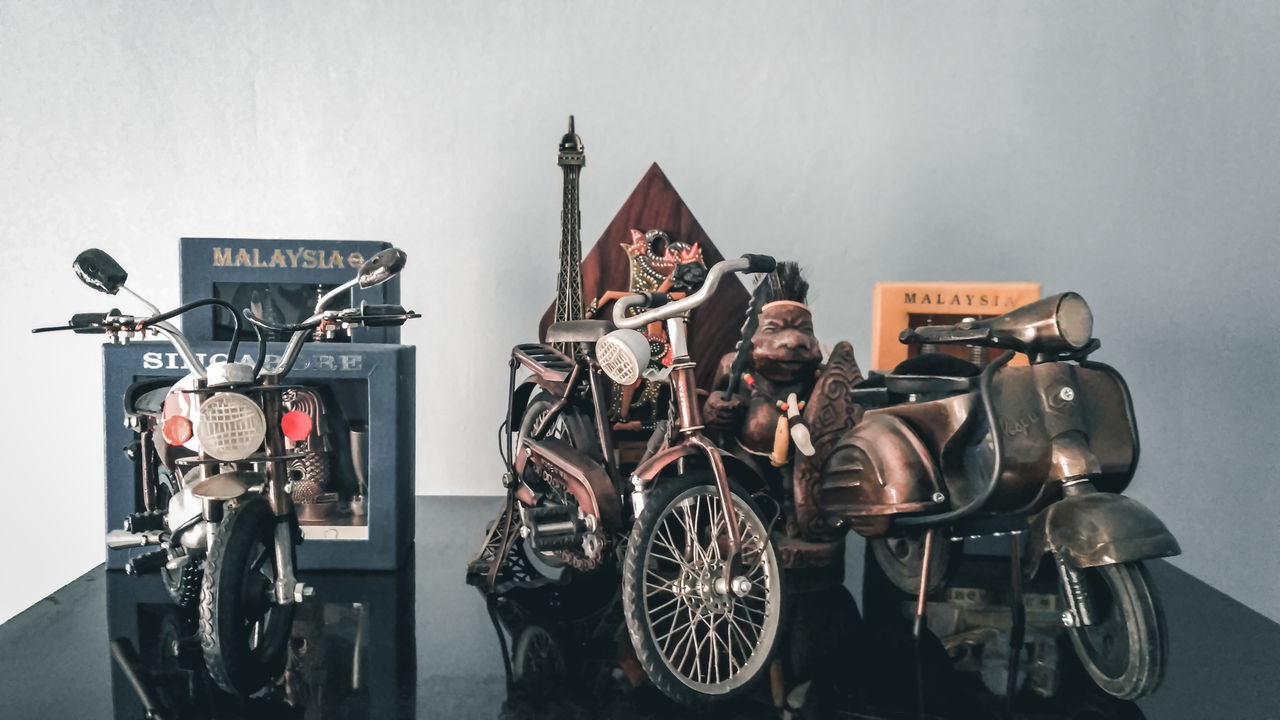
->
1064;561;1166;700
622;477;782;705
199;498;296;697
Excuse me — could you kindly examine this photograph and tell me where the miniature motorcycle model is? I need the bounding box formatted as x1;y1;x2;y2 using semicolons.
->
470;254;783;705
797;292;1179;700
36;246;416;697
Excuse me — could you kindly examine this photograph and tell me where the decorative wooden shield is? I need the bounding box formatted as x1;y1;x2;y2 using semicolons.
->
538;163;750;391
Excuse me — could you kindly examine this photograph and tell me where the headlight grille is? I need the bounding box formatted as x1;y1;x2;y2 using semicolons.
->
196;392;266;461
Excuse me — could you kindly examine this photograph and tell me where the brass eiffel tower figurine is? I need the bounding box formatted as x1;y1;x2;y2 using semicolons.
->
553;116;585;353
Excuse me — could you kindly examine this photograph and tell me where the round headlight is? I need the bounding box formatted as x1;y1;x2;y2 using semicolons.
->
195;392;266;461
596;328;652;385
1056;293;1094;349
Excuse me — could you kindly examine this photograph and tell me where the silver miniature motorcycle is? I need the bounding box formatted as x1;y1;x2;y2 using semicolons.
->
36;247;416;696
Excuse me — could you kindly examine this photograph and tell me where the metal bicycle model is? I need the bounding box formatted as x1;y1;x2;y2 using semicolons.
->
469;254;784;705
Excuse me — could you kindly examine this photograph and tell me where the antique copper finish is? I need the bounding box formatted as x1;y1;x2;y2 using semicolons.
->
792;341;863;538
517;437;622;530
512;344;576;394
1029;486;1180;568
669;363;703;433
810;356;1141;535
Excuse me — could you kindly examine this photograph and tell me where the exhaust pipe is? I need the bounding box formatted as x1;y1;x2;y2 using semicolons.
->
106;529;164;549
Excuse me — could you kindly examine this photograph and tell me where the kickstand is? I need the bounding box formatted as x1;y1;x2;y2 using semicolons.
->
1005;534;1026;715
485;594;514;688
912;527;937;720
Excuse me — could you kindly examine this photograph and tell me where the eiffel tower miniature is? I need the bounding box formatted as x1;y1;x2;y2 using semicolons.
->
553;116;586;353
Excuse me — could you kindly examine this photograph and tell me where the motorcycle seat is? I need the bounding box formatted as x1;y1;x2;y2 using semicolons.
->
884;353;981;397
545;320;614;343
124;377;174;418
885;374;977;396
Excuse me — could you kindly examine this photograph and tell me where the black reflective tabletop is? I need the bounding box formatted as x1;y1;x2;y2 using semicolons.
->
1;497;1277;719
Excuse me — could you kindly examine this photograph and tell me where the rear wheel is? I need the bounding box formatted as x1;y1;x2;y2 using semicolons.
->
869;533;959;595
517;396;608;575
622;477;782;705
199;498;295;697
1064;561;1166;700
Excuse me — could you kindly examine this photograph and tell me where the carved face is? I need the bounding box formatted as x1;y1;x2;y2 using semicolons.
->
751;302;821;383
623;229;705;291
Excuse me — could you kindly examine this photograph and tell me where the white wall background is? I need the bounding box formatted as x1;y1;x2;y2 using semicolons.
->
3;1;1278;625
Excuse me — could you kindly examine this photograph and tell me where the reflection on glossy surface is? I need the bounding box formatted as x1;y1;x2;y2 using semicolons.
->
0;498;1277;719
105;560;415;719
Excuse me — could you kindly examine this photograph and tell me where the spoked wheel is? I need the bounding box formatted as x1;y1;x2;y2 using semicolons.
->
511;624;569;684
869;534;959;596
622;477;782;705
1064;561;1166;700
200;498;296;697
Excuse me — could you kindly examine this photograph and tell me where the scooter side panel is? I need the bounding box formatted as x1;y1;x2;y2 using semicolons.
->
815;412;945;537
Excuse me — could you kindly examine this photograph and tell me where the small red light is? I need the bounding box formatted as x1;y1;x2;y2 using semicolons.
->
281;410;313;441
162;415;192;446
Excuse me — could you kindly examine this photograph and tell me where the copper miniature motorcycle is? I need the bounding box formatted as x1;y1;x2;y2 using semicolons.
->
796;292;1179;700
470;254;783;705
36;247;415;697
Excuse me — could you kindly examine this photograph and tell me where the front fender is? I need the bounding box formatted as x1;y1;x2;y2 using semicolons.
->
633;443;768;496
1030;490;1180;568
191;469;264;501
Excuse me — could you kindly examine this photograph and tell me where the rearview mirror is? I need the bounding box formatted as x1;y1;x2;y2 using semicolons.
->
73;249;128;295
357;248;407;289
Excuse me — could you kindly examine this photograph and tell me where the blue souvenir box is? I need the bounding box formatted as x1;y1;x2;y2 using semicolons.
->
102;341;415;570
178;237;401;344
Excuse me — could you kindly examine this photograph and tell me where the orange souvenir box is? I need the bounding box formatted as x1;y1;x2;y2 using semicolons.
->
870;281;1041;371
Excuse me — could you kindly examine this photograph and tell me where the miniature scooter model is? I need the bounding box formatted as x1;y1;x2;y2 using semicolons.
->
36;247;416;697
470;254;783;705
797;292;1179;700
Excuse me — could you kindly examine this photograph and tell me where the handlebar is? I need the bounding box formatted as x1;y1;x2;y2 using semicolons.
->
612;254;776;330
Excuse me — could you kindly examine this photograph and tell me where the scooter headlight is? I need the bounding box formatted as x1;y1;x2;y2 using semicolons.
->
195;392;266;461
596;329;652;385
1055;293;1094;349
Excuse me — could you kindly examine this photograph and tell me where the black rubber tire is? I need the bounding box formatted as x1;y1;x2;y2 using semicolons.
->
869;534;960;596
622;476;783;705
1064;561;1166;700
199;498;296;697
510;623;569;685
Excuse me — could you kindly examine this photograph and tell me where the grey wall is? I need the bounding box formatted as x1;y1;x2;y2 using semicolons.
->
3;1;1278;625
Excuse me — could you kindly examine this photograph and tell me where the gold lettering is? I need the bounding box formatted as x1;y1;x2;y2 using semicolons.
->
302;249;319;268
213;248;232;266
285;248;301;267
234;249;252;267
269;249;286;267
329;250;345;268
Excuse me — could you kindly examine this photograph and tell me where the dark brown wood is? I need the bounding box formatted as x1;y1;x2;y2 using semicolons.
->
539;163;749;390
